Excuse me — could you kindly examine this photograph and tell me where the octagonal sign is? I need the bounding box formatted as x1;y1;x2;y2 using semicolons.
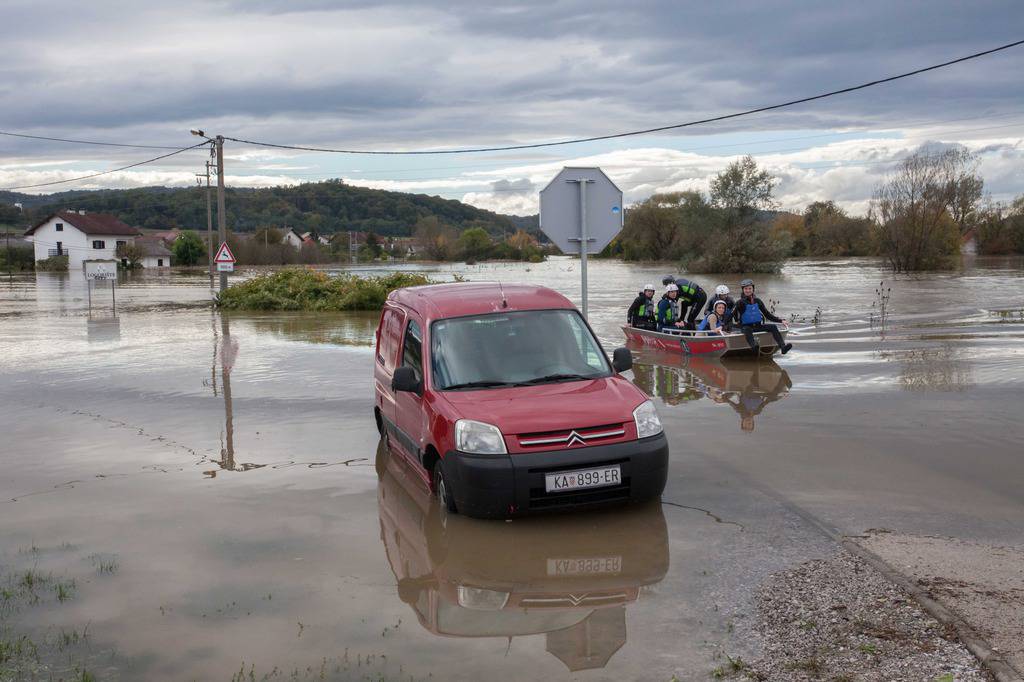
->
539;167;623;254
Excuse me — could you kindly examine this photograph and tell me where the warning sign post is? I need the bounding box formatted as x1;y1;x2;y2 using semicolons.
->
214;242;235;273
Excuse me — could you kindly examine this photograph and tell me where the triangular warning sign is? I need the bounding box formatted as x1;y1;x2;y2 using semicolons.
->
214;241;236;263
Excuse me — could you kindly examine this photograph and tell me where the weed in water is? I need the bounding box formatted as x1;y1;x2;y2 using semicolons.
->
55;579;76;603
90;554;119;575
19;569;49;590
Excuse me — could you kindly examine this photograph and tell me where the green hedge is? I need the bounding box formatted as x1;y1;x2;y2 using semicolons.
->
217;268;435;311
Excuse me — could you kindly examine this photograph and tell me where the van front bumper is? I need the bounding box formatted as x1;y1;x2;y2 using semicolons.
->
441;433;669;519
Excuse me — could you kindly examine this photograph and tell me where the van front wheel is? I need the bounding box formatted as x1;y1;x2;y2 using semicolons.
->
433;460;458;514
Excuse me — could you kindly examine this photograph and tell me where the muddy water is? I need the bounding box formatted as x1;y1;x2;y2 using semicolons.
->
1;256;1023;680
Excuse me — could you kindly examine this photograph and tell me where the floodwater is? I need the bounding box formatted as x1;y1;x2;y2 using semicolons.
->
1;256;1023;680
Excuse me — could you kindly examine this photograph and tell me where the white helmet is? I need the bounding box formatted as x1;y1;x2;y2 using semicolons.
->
715;284;730;296
713;299;728;310
665;283;679;292
643;283;656;291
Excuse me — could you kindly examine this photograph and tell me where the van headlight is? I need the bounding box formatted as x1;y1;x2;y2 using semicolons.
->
457;585;510;610
633;400;663;439
455;419;507;454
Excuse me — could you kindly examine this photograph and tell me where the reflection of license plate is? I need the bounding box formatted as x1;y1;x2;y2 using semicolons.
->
547;556;622;576
545;464;621;492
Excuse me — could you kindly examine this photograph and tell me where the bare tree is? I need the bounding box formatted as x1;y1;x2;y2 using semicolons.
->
871;149;962;272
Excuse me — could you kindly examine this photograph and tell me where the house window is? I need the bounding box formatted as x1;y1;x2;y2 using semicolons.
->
157;259;164;267
116;240;126;248
55;223;64;232
92;240;106;249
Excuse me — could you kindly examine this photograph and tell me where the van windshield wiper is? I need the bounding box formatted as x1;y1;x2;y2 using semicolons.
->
443;379;518;390
521;373;601;385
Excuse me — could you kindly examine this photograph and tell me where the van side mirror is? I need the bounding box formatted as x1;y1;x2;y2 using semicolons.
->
612;347;633;373
392;366;422;395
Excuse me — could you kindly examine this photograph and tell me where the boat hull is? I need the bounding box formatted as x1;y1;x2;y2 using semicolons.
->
622;325;787;357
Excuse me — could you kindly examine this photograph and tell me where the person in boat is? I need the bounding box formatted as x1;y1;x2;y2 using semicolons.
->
657;283;685;331
732;278;793;355
697;299;729;334
626;283;658;330
661;275;707;330
705;284;734;316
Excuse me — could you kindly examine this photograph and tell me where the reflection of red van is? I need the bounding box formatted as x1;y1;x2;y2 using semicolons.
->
375;438;669;671
374;282;668;519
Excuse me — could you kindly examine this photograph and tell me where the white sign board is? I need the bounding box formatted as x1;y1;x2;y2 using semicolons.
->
84;260;118;281
539;167;623;255
217;261;235;272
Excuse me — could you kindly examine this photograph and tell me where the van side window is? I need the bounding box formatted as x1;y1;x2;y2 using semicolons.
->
401;320;423;383
377;308;405;372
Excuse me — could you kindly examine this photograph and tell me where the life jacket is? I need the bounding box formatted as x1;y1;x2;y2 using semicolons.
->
658;296;677;325
697;315;712;331
635;293;656;321
673;278;700;302
740;297;763;325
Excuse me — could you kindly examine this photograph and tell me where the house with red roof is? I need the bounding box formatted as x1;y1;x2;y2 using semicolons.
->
24;210;141;270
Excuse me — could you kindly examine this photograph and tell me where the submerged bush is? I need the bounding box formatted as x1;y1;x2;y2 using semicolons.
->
217;268;435;311
35;255;69;272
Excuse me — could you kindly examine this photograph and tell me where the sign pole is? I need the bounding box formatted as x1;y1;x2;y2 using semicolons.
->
579;179;589;319
87;279;92;313
111;277;116;315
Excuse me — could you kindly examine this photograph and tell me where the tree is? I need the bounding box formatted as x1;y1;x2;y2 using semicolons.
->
696;157;788;273
945;148;984;236
870;149;962;271
709;155;776;221
253;227;283;246
363;232;383;260
802;201;872;256
172;230;205;266
414;216;458;260
616;191;713;261
456;227;493;262
116;242;144;269
771;213;806;255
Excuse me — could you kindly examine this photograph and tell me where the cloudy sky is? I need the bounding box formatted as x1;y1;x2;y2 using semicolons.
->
1;0;1022;215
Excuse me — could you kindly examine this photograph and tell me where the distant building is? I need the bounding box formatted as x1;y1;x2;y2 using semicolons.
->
134;237;173;268
24;210;141;270
152;229;182;245
301;231;330;246
281;228;304;249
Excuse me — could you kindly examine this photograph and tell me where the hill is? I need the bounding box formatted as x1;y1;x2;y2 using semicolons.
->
0;180;527;238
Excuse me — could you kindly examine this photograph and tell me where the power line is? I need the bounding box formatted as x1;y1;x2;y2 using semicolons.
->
0;142;211;191
0;130;183;150
222;39;1024;155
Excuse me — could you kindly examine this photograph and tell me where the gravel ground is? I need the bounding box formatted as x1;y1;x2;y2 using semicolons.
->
722;551;991;681
858;533;1024;676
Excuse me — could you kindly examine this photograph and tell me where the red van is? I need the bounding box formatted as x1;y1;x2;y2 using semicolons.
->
374;282;668;519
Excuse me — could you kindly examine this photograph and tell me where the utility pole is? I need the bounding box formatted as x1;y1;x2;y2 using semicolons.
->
215;135;228;293
190;129;229;293
197;159;214;286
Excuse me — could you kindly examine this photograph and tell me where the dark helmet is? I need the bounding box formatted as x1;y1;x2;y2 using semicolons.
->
740;278;755;288
662;275;677;286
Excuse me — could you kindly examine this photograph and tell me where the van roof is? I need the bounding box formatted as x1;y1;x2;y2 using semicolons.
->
388;282;575;320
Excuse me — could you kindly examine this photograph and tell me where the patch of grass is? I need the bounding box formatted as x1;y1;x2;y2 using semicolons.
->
711;654;750;679
858;642;878;654
0;634;39;666
19;570;50;591
788;656;825;676
933;675;955;682
54;579;76;603
89;554;119;575
217;269;436;312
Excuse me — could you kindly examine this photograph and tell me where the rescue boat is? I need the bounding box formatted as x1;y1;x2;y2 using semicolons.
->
621;325;790;357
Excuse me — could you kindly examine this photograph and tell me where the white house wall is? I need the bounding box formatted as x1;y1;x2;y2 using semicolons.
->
29;217;135;270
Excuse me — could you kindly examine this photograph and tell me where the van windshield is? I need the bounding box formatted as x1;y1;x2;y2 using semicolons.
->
431;310;612;390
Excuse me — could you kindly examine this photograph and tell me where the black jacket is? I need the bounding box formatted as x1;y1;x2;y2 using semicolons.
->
627;293;657;325
732;296;782;325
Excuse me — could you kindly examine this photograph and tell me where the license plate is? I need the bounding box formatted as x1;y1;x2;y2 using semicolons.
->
544;464;621;493
547;556;622;576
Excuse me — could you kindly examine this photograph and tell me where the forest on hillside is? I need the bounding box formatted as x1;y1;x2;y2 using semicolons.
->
0;180;537;238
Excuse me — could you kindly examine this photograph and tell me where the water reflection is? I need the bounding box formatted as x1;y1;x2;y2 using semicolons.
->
246;311;379;346
375;439;668;672
204;313;266;477
880;343;973;392
86;315;120;343
632;353;792;432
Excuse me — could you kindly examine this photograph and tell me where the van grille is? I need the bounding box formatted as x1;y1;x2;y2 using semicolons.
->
516;422;627;449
